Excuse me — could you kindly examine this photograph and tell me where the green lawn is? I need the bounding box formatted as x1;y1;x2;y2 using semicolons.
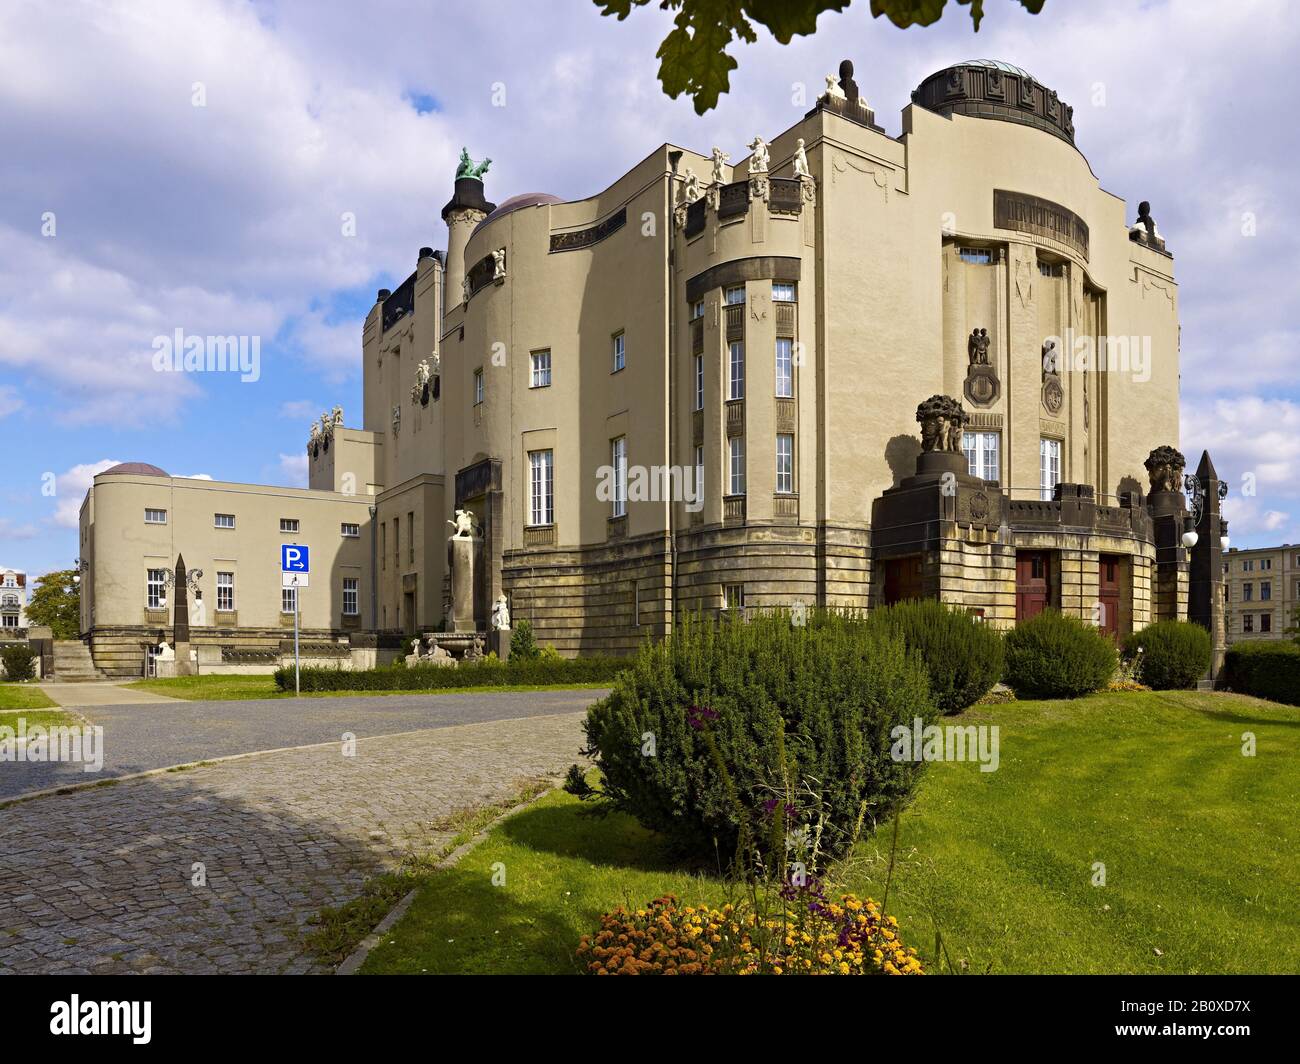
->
0;684;59;711
360;690;1300;975
124;675;612;701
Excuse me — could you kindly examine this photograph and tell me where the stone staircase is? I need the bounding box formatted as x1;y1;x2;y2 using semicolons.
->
51;640;107;682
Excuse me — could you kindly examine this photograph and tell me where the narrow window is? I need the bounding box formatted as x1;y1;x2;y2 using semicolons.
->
612;331;626;373
611;437;627;518
147;568;166;609
473;367;484;405
343;577;358;616
530;349;552;388
729;436;745;496
282;585;297;614
728;341;745;400
963;431;1001;482
1039;438;1061;501
694;354;704;410
775;338;793;398
216;572;234;612
776;434;794;494
529;450;554;526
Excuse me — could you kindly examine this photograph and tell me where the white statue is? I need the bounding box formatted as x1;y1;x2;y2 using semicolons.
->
710;146;729;186
747;135;769;175
156;642;175;662
415;359;431;390
331;405;344;428
429;351;440;375
491;594;510;631
309;421;320;443
682;167;702;204
492;248;506;281
462;275;472;304
319;412;331;438
793;138;811;179
448;508;475;538
823;72;845;100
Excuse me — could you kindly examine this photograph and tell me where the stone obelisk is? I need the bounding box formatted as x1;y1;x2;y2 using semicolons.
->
172;554;197;677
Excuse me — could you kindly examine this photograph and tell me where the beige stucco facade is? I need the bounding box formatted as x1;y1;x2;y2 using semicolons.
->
1225;545;1300;642
79;59;1200;670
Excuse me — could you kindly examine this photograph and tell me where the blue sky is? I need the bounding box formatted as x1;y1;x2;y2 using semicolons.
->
2;0;1298;579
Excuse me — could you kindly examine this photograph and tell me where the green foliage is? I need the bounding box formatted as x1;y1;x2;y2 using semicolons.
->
275;654;627;692
594;0;1047;113
1224;643;1300;707
870;599;1003;714
1123;621;1211;690
510;619;540;661
0;644;37;682
25;569;80;639
1003;609;1116;699
582;609;936;864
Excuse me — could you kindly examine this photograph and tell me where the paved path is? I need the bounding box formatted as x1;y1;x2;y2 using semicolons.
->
0;688;607;799
38;682;183;708
0;712;588;974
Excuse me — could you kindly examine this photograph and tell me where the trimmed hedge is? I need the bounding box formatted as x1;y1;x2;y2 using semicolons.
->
1224;642;1300;706
1004;609;1116;699
1;644;36;682
583;609;937;863
275;654;627;692
870;599;1004;714
1123;621;1211;690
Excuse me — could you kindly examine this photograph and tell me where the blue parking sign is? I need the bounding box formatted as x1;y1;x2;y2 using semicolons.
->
281;544;310;573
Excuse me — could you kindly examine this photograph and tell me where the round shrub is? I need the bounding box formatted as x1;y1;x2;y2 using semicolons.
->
1003;609;1116;699
1;644;36;682
582;610;937;863
870;599;1004;714
1123;621;1211;690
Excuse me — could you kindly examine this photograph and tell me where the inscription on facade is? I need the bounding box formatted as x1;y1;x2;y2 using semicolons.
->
994;189;1089;261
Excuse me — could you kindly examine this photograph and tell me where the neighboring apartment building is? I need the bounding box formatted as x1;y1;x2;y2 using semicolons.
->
0;568;28;631
80;57;1205;670
1224;545;1300;643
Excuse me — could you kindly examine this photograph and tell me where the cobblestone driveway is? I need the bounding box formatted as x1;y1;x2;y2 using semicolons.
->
0;712;587;974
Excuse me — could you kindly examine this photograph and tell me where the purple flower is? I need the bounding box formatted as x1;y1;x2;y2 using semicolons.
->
685;704;719;731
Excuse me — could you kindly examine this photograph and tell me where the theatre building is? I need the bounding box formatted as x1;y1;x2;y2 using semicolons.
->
77;59;1223;674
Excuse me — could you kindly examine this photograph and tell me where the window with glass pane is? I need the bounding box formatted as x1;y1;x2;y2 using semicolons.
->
690;300;704;320
473;368;484;405
1039;438;1061;501
1261;581;1271;601
729;341;744;400
772;282;796;302
280;518;299;533
341;522;359;537
214;513;235;529
216;572;234;611
776;434;794;493
147;569;165;609
343;577;358;616
529;449;554;526
775;338;793;397
530;350;551;388
725;286;745;305
612;332;625;372
729;436;745;496
695;444;704;502
958;247;992;264
963;431;1000;482
282;586;297;614
145;508;167;525
611;437;627;518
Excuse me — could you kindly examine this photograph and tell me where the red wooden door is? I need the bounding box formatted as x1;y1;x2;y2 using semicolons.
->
884;557;923;605
1098;555;1121;640
1016;551;1051;622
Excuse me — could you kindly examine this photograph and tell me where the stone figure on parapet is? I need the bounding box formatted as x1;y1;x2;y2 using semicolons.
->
448;509;475;538
710;146;729;186
747;135;769;175
916;394;968;454
682;167;702;203
823;72;845;101
1144;445;1186;495
967;328;991;366
793;139;811;179
456;148;491;181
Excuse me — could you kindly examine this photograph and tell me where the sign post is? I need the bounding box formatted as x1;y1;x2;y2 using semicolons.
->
281;545;310;696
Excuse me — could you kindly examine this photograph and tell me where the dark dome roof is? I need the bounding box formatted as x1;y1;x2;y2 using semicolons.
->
101;462;169;477
912;59;1077;148
473;192;565;235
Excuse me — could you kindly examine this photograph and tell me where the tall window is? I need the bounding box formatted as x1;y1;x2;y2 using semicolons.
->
963;431;1001;482
147;568;166;609
1261;581;1272;601
693;354;704;410
343;577;358;616
611;437;627;518
728;341;745;400
729;437;745;496
393;518;400;567
776;434;794;494
381;523;387;570
282;585;297;614
775;338;793;398
772;281;796;302
529;449;554;526
1261;613;1272;634
1039;438;1061;501
214;513;235;529
216;572;234;611
612;331;626;372
1243;614;1254;633
407;512;414;563
690;300;704;320
695;444;704;502
530;349;551;388
1243;583;1253;601
473;368;484;405
725;286;745;305
145;508;167;525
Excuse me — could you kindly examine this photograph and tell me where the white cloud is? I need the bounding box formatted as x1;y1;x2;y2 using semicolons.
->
0;385;21;418
0;519;39;541
277;452;308;488
176;473;213;480
52;459;121;528
279;399;318;419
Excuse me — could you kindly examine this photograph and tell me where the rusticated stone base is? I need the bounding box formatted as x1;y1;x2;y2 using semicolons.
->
87;626;352;678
